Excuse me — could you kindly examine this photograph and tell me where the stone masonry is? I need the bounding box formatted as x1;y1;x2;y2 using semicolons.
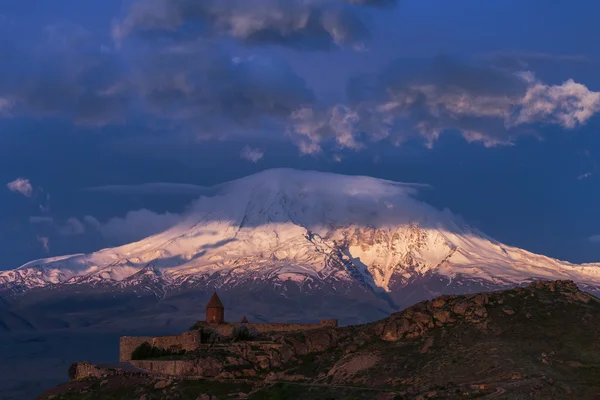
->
119;292;338;362
120;330;201;362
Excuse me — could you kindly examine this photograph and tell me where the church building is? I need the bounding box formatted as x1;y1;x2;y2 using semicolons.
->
205;292;225;323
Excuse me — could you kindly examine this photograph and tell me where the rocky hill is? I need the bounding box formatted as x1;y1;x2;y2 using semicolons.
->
36;280;600;399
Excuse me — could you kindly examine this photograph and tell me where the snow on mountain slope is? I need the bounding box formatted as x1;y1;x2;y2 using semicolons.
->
2;168;600;295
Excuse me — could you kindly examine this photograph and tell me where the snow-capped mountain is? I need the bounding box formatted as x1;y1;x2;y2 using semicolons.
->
3;168;600;294
1;169;600;329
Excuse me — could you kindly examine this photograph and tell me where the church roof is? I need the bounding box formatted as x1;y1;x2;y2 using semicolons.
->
241;316;249;323
206;292;224;308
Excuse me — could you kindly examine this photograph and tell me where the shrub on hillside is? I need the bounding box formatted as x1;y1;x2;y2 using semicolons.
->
131;342;186;360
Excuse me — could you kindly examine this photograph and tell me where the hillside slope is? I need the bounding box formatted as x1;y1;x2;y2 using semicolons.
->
37;280;600;399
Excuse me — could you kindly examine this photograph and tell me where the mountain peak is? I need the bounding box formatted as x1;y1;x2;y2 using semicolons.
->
1;170;600;301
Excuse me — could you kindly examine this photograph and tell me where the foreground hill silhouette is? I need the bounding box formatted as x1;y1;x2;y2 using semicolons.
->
37;280;600;399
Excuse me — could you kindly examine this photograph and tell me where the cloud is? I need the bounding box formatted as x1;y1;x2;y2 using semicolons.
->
510;78;600;129
3;21;599;157
1;25;315;140
287;57;600;152
0;23;131;126
240;146;264;162
0;97;12;113
28;209;180;243
36;236;50;253
7;178;33;197
589;235;600;244
29;216;85;236
28;216;54;224
132;45;314;137
578;172;593;180
85;182;211;195
57;217;86;236
288;105;364;154
112;0;388;51
84;209;182;243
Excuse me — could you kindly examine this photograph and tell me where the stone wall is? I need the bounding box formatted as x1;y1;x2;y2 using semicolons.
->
119;331;202;362
152;331;201;352
201;321;336;336
120;336;153;362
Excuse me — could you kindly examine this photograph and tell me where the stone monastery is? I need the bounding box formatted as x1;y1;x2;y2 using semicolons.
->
120;292;338;362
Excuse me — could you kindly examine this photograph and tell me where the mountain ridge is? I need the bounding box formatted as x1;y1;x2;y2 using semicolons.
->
1;168;600;330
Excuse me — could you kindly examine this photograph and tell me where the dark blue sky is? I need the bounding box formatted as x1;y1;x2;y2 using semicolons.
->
1;0;600;269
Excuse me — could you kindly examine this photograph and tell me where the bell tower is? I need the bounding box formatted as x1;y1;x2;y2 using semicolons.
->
206;292;225;323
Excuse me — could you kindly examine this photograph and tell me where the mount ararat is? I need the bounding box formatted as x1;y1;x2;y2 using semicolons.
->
1;169;600;331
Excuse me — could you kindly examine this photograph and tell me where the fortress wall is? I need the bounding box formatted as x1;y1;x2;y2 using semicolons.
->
119;336;153;362
205;321;336;336
152;330;201;352
119;331;202;362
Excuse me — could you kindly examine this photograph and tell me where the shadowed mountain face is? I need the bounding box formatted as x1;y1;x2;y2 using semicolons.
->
37;280;600;400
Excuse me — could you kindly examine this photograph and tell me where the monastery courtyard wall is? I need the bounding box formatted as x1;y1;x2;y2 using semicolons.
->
120;331;201;362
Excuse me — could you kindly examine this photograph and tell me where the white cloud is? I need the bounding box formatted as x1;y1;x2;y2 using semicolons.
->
288;105;363;154
240;146;264;163
7;178;33;197
511;79;600;129
578;172;593;181
84;209;181;243
37;236;50;253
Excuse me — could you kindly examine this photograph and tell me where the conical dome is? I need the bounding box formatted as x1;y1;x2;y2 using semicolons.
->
241;315;249;324
206;292;224;308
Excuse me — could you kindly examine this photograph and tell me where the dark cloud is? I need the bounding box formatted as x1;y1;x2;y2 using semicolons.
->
130;41;314;136
347;0;397;6
287;57;600;153
112;0;385;51
0;24;314;137
0;24;132;126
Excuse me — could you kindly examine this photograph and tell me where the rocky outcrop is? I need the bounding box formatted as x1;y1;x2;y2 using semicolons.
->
68;362;148;381
68;362;106;380
375;280;594;342
130;358;223;377
327;353;380;383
